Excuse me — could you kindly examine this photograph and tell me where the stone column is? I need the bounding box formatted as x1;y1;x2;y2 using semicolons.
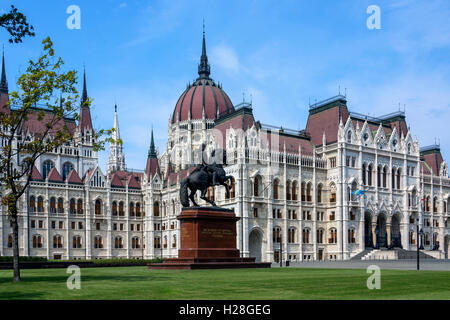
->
372;221;377;247
386;222;391;247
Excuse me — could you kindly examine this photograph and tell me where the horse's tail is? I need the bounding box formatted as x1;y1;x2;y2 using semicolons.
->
180;178;190;207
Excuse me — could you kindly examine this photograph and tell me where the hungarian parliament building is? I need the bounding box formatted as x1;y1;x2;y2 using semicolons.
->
1;33;449;262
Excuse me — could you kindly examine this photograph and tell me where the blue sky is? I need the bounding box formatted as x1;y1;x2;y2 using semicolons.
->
2;0;450;171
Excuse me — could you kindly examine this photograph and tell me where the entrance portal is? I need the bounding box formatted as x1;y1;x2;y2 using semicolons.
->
249;229;263;262
376;214;387;248
364;212;373;248
390;214;402;248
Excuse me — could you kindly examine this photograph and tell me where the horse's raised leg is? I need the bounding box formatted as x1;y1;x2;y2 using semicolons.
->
200;187;216;207
189;188;199;207
221;181;230;199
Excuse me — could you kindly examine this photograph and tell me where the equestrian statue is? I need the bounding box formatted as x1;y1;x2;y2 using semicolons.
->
180;144;234;207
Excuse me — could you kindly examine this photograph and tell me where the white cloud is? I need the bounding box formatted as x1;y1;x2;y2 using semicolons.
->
210;44;241;74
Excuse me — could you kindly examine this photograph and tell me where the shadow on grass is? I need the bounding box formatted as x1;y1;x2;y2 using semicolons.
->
0;291;44;299
0;274;172;285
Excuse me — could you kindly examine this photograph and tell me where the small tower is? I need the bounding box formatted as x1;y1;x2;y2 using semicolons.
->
145;129;160;181
0;49;10;114
107;104;126;174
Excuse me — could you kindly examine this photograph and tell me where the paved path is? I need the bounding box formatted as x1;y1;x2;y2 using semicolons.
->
272;260;450;271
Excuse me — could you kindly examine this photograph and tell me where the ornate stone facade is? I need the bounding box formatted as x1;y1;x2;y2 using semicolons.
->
1;34;450;262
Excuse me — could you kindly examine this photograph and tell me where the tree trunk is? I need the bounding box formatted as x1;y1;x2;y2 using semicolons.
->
11;208;21;282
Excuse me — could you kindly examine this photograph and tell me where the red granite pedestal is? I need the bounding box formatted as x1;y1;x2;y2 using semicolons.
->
148;207;271;269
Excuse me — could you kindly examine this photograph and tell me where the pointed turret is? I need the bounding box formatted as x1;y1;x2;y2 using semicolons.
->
197;23;211;80
146;128;160;180
0;50;8;94
107;104;125;174
0;50;10;115
78;69;93;132
148;128;157;158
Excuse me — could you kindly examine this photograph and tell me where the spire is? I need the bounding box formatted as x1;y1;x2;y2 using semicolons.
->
148;128;157;158
197;21;211;80
0;49;8;94
78;68;93;132
81;68;88;107
107;104;125;174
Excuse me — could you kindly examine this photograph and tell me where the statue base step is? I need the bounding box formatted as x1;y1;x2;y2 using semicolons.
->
148;207;271;270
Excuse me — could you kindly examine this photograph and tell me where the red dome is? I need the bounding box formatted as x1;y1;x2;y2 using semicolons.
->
172;78;234;124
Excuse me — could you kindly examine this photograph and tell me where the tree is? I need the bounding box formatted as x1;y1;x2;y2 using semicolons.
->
0;5;35;43
0;37;114;282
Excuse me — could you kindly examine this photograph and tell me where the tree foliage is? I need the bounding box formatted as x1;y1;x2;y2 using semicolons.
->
0;5;35;43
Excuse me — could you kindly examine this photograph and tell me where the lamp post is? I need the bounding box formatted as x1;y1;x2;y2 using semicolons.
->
417;225;424;270
279;236;282;267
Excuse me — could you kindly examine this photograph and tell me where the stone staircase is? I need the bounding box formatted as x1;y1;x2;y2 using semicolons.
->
354;248;436;260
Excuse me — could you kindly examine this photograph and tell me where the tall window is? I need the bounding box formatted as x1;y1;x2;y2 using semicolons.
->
362;163;367;185
112;201;118;216
328;228;337;244
53;235;63;248
77;199;83;214
8;234;13;248
306;183;312;202
42;160;54;179
286;181;291;200
288;227;296;243
317;229;324;244
29;196;36;212
62;162;73;180
368;164;373;186
50;197;56;213
397;169;401;190
383;167;387;188
273;179;279;200
317;184;323;203
73;236;82;248
230;179;236;198
136;202;141;217
154;237;161;248
94;236;103;249
172;235;177;248
69;199;75;214
95;199;102;215
37;196;44;213
301;182;305;201
129;202;135;216
131;237;140;249
153;201;160;216
348;229;356;243
253;176;260;196
273;227;281;243
292;181;298;200
119;201;124;216
57;198;64;213
114;236;123;249
302;228;310;244
32;235;43;248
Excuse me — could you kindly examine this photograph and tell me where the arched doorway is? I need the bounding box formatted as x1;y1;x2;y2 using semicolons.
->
364;212;373;248
390;214;402;248
376;213;387;248
445;236;450;259
249;229;263;262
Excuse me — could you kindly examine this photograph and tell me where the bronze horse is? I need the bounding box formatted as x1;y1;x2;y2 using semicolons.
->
180;146;234;207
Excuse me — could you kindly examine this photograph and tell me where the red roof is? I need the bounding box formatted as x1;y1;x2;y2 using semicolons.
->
213;109;255;149
306;104;349;146
172;79;234;123
30;165;43;181
47;167;63;182
422;152;444;176
79;105;93;132
67;169;83;184
22;109;77;138
145;157;160;179
110;170;143;189
0;92;10;115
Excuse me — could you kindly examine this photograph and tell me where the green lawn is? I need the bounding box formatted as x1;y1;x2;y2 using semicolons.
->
0;266;449;300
